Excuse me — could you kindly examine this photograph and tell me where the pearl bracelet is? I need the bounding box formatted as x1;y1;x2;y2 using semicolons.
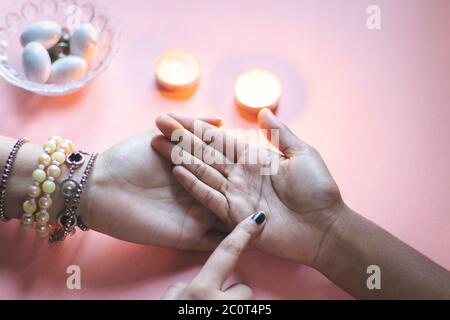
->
21;136;74;237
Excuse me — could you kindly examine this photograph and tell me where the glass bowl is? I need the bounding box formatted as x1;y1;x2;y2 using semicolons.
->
0;0;120;96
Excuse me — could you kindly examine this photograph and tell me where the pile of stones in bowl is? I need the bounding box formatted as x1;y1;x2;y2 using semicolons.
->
21;20;98;84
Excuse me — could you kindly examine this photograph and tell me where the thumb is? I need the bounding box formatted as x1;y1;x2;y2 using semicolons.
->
257;108;307;158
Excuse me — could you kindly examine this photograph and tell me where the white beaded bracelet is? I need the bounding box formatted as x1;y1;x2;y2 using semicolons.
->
21;136;74;237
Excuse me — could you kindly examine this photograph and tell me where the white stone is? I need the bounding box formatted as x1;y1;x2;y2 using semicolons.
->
48;56;88;84
20;21;62;49
70;23;98;64
22;42;51;83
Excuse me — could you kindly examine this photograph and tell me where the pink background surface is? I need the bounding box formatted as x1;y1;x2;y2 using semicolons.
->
1;0;449;299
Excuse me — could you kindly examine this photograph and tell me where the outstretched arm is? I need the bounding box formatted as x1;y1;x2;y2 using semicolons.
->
152;110;450;299
0;123;228;251
315;205;450;299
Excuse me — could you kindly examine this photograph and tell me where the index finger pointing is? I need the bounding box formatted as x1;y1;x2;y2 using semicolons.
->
192;211;267;289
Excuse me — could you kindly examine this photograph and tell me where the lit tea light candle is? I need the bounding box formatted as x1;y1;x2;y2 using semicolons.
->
155;49;200;91
234;69;282;114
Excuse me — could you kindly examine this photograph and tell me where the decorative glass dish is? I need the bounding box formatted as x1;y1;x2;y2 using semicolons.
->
0;0;120;96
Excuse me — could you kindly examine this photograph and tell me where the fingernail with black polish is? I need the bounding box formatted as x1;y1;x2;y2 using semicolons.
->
251;211;266;225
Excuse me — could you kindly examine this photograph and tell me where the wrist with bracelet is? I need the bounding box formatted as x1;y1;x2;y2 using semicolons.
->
0;137;30;222
49;151;97;243
0;136;98;243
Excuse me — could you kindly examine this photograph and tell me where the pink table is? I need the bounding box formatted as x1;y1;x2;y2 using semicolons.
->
0;0;449;299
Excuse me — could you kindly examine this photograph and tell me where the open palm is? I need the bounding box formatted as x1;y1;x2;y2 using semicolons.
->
152;111;344;264
81;130;227;251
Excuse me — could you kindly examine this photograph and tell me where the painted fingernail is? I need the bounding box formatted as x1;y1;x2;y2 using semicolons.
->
251;211;266;225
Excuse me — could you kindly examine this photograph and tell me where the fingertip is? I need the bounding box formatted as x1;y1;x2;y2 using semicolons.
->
150;134;163;148
224;283;254;300
155;114;174;132
155;114;169;125
242;284;254;299
259;107;273;117
172;165;186;186
151;134;171;151
257;108;273;125
258;109;279;131
172;164;183;176
168;110;182;119
250;211;266;226
167;111;187;122
238;211;267;237
172;165;191;184
199;117;224;128
212;118;224;127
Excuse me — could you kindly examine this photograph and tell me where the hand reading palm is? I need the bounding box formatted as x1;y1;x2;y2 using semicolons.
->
82;130;227;251
152;110;343;264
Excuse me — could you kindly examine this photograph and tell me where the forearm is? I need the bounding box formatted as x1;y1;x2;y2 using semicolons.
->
314;204;450;299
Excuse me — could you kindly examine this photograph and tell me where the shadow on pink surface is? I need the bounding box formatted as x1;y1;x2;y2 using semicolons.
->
0;221;349;299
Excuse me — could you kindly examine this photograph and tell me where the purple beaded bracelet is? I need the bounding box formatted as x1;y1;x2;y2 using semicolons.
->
0;138;30;222
49;152;97;243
